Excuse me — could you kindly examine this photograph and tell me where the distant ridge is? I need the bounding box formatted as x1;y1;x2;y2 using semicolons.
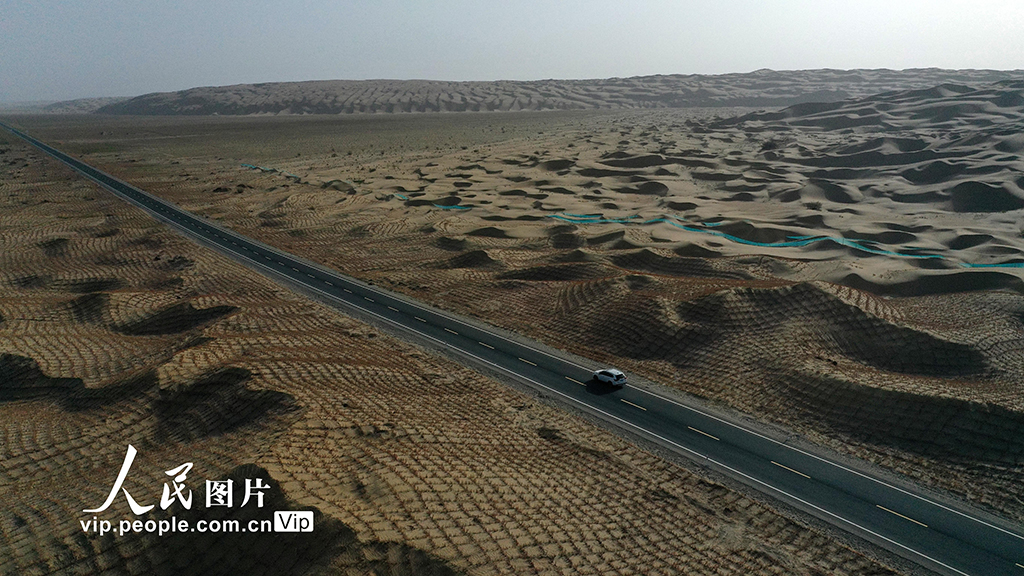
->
1;97;131;115
90;68;1024;116
45;96;131;114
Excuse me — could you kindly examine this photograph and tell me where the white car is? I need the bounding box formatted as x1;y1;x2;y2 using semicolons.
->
593;368;627;387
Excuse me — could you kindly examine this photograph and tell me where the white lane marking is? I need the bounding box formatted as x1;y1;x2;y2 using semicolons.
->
1015;563;1024;569
236;274;969;576
631;386;1024;543
565;376;585;386
135;241;984;576
414;316;427;322
708;461;968;576
291;267;299;272
6;146;974;535
877;505;929;528
478;341;494;349
620;399;647;411
364;297;374;303
518;357;537;366
387;306;399;312
307;273;315;278
343;288;352;293
325;281;333;286
772;460;811;479
444;328;459;335
688;426;720;441
20;132;1019;561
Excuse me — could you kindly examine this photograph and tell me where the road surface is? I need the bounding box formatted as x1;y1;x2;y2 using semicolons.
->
3;122;1022;576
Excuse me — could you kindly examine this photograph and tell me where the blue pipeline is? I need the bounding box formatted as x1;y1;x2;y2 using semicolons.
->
656;218;943;258
240;164;299;179
783;234;945;259
960;262;1024;268
547;213;959;261
548;214;636;224
554;213;717;227
240;164;1021;270
241;163;277;172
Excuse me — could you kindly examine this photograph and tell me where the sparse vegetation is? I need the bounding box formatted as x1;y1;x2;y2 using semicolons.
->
0;133;902;575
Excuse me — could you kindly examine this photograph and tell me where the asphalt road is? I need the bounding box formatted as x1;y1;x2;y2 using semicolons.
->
4;122;1023;576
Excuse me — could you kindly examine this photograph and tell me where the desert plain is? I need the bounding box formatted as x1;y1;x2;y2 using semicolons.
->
2;71;1024;575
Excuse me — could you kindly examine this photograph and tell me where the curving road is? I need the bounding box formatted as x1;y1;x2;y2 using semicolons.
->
4;122;1023;576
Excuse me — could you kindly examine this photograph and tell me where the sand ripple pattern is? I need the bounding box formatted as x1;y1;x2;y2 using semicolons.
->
0;137;899;575
93;69;1024;115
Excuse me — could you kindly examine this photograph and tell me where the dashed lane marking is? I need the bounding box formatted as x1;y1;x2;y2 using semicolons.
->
876;505;928;528
631;382;1024;543
565;376;585;386
6;128;997;576
688;426;720;441
478;341;494;349
518;357;537;366
772;461;811;479
620;399;647;411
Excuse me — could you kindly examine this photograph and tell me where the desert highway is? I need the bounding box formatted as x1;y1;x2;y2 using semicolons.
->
4;122;1023;576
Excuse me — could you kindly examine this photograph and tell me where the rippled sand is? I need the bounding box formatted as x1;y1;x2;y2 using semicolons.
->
4;78;1024;573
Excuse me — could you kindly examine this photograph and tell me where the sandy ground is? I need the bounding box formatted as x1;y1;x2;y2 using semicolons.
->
0;131;904;573
23;69;1023;116
9;80;1023;529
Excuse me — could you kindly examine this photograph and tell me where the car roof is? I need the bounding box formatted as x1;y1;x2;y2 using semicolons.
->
600;368;624;376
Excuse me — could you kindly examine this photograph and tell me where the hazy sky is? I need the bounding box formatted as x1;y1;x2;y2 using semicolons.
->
2;0;1023;102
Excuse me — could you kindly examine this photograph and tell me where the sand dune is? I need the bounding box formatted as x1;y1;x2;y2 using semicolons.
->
0;97;131;115
323;79;1023;296
8;77;1024;527
697;80;1024;293
90;69;1024;115
0;135;901;575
